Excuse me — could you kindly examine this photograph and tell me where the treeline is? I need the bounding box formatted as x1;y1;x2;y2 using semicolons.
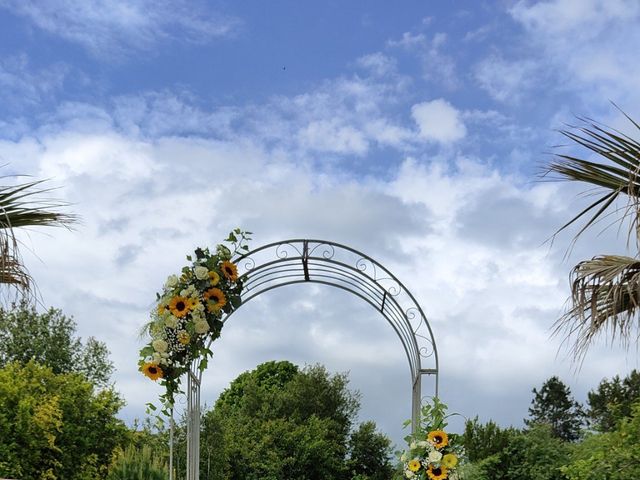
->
462;373;640;479
2;303;639;479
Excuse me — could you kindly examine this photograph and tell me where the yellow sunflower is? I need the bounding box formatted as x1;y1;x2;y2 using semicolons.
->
408;459;421;472
427;464;448;480
442;453;458;469
209;271;220;286
142;363;163;381
157;303;166;316
221;260;238;282
204;287;226;312
428;430;449;449
169;296;191;318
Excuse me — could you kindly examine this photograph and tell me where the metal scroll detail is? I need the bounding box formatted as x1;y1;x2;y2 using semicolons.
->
182;239;439;479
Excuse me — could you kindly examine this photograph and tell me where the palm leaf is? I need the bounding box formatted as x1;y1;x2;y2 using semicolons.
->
0;175;77;303
554;255;640;361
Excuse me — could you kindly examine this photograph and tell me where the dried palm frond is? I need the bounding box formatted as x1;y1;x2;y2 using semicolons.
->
554;255;640;361
0;175;77;304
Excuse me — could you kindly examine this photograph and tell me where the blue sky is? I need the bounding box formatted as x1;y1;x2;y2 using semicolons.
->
2;0;640;447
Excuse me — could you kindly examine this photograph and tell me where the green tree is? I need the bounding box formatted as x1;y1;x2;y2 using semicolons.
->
0;302;114;386
199;360;391;480
475;425;571;480
587;369;640;432
525;376;584;442
544;113;640;359
462;417;520;463
562;401;640;480
346;421;394;480
0;175;76;301
0;361;127;480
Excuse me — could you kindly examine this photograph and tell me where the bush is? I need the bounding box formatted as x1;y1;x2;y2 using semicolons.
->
107;445;169;480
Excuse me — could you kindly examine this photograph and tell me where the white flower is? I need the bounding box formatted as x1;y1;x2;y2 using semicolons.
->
417;440;430;448
194;266;209;280
152;352;163;364
165;316;179;329
194;320;210;334
404;470;415;479
400;453;407;462
428;450;442;463
409;441;417;450
152;339;168;353
165;275;178;288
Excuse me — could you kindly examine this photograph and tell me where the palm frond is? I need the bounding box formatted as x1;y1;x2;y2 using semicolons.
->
0;175;78;304
541;114;640;244
554;254;640;361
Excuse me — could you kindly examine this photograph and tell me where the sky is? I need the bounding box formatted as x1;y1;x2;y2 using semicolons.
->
2;0;640;447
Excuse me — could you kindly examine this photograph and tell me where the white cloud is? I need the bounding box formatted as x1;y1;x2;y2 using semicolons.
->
0;54;68;108
411;99;466;144
355;52;397;77
0;0;240;58
474;55;540;103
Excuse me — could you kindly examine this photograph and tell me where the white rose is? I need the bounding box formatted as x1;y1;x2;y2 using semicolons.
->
194;266;209;280
165;275;178;288
404;470;415;479
409;441;417;450
400;453;407;462
428;450;442;463
152;339;168;353
194;320;210;334
152;352;163;364
165;316;179;329
417;440;429;448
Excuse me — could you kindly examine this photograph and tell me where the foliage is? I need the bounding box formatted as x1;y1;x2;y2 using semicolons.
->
587;369;640;432
195;360;392;480
473;425;571;480
0;173;76;303
543;112;640;359
561;402;640;480
139;228;251;413
107;445;168;480
347;421;395;480
462;417;519;463
0;361;127;480
525;376;585;442
0;301;114;386
397;398;466;479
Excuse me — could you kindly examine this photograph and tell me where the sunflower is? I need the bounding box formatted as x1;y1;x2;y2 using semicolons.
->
427;464;448;480
407;459;421;472
169;296;191;318
142;363;163;381
204;287;226;312
156;303;167;316
428;430;449;449
209;271;220;286
442;453;458;469
221;260;238;282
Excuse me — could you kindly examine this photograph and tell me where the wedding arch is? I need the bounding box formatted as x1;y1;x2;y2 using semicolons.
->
173;239;439;480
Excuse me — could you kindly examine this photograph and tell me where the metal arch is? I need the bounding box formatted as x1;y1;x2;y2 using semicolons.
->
184;239;439;480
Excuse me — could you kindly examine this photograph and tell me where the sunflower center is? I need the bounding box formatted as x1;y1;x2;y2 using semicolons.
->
176;301;186;311
212;295;219;302
149;367;157;374
433;467;441;474
434;436;442;443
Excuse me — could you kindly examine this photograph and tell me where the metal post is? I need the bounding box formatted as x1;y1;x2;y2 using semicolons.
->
412;374;421;434
186;366;201;480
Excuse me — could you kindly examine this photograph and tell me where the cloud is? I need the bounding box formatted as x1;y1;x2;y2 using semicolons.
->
0;0;240;58
474;55;540;103
411;99;466;144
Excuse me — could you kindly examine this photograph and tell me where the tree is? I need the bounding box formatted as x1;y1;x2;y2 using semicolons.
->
0;302;114;386
587;369;640;432
0;175;76;302
462;417;520;463
474;425;571;480
525;376;584;441
562;401;640;480
544;112;640;359
198;360;393;480
0;361;127;479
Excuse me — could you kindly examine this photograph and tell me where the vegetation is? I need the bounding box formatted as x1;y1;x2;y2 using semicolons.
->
525;376;585;442
586;369;640;432
107;445;169;480
0;301;114;386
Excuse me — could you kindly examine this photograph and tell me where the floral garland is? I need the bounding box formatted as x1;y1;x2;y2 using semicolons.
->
138;229;251;414
398;398;466;480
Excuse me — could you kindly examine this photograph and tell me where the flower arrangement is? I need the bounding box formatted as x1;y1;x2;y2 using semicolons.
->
138;228;251;413
398;398;465;480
